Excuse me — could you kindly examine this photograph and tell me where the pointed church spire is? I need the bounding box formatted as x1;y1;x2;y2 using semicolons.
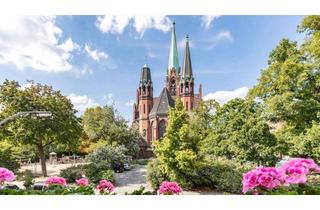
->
167;21;180;75
181;35;193;80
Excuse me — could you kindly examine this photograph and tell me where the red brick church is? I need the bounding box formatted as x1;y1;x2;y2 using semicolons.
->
133;21;202;148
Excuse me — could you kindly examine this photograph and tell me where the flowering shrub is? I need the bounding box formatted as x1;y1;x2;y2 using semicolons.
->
76;178;89;186
45;176;67;186
242;158;320;195
96;180;114;194
0;167;15;184
158;181;182;195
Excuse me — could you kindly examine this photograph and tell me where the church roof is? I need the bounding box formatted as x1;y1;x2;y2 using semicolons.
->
181;35;193;80
167;21;180;74
149;88;175;119
140;64;152;86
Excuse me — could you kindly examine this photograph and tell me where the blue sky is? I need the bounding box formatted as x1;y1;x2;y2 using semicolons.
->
0;15;305;121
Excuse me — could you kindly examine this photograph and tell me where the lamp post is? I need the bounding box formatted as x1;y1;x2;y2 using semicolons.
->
0;111;52;127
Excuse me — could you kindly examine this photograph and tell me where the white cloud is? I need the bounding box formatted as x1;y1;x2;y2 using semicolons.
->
206;30;233;49
84;43;108;61
0;16;80;72
201;15;220;30
67;93;99;114
125;100;134;107
203;86;249;105
96;15;171;38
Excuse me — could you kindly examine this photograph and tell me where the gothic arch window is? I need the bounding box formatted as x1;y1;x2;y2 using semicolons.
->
158;120;166;139
170;78;176;95
185;83;189;92
142;86;146;94
143;129;146;137
143;104;145;114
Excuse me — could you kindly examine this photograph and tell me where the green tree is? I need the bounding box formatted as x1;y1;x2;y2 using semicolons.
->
202;98;278;166
0;80;81;176
82;105;140;157
154;99;203;188
249;39;320;131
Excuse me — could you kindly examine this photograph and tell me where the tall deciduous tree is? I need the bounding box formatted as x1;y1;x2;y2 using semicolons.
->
82;105;140;157
202;98;278;166
0;80;81;176
154;99;203;188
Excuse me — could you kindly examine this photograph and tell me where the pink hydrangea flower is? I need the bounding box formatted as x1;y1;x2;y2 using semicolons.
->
280;158;320;185
159;181;182;195
242;167;284;194
96;180;114;193
45;176;67;186
0;167;15;184
76;178;89;186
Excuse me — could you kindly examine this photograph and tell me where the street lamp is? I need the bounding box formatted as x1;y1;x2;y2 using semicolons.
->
0;111;52;127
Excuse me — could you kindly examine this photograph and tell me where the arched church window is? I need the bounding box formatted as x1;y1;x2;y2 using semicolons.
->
143;129;146;137
142;86;146;94
170;78;176;95
158;120;166;139
185;83;189;92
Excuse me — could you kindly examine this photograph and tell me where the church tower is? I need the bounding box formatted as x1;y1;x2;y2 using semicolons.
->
137;64;153;143
180;35;195;112
166;21;180;97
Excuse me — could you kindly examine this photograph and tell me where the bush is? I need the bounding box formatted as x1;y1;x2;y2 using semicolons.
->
59;163;114;184
194;157;254;194
88;145;128;165
133;159;151;165
59;165;87;183
0;148;20;172
147;159;169;189
85;163;114;184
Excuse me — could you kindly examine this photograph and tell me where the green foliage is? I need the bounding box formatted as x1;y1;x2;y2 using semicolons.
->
85;163;114;183
59;165;86;183
60;163;115;184
133;159;151;165
194;157;254;194
293;123;320;160
88;144;128;165
0;147;20;172
82;105;140;157
0;80;82;176
125;186;156;195
153;99;203;189
202;99;278;166
0;185;95;195
147;159;169;189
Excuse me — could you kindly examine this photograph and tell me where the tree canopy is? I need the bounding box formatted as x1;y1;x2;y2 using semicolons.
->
0;80;81;176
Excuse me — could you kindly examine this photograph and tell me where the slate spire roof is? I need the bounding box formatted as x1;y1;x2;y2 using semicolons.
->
140;63;152;86
149;87;175;119
167;21;180;74
181;35;193;80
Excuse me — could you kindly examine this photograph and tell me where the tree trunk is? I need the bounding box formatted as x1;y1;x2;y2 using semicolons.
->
37;143;47;177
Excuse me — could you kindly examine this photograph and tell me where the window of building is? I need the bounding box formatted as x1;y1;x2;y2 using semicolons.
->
158;120;166;139
186;101;189;111
143;104;145;114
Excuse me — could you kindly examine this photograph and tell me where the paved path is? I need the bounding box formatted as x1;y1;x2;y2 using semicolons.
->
114;164;153;194
113;164;224;195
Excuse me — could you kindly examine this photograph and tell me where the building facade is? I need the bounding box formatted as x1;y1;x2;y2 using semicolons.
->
133;22;202;146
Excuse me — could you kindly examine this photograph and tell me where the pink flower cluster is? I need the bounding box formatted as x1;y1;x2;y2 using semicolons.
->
45;176;67;186
242;158;320;194
76;178;89;186
0;167;15;184
96;180;114;193
159;181;182;195
281;158;320;185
